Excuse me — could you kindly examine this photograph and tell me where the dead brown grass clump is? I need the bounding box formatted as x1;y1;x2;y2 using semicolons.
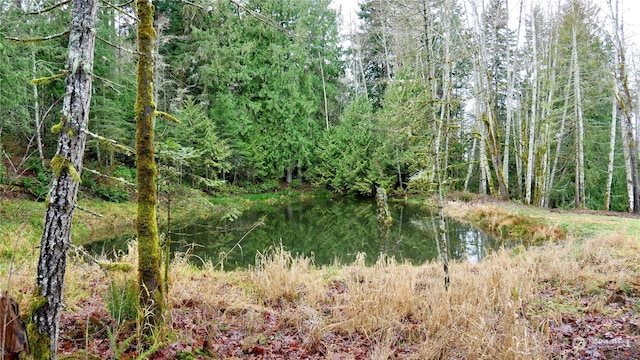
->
450;203;565;243
164;246;552;359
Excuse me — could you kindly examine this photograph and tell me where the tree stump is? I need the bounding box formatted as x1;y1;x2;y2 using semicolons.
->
1;292;29;360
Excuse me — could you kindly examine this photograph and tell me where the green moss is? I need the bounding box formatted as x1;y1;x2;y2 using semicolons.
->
27;286;52;360
51;121;64;135
30;71;67;86
50;154;81;183
155;111;180;124
27;322;51;360
28;287;46;314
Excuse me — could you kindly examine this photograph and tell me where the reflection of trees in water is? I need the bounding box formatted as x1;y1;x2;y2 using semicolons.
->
88;199;498;270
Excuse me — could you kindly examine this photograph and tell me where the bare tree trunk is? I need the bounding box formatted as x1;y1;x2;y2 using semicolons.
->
32;50;44;163
468;0;508;200
572;26;586;208
608;0;639;213
464;137;478;192
515;109;524;198
537;36;557;207
502;0;523;194
30;0;98;358
547;63;572;208
319;56;329;130
605;64;618;211
135;0;164;340
525;0;538;205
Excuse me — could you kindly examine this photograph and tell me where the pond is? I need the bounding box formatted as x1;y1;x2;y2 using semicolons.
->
87;197;499;270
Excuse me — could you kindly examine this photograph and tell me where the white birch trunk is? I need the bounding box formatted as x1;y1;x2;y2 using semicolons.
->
32;0;98;356
572;26;586;208
464;137;478;192
525;0;538;205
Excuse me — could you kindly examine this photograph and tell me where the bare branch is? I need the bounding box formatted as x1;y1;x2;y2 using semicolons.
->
82;129;134;155
29;0;71;15
101;0;138;22
82;167;137;188
74;204;104;218
93;74;123;95
96;35;136;54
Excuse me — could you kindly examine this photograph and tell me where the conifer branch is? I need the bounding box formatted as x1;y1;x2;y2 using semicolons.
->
5;31;70;43
29;0;71;15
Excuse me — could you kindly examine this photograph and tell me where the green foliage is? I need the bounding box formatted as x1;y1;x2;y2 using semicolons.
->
308;96;395;195
94;184;131;203
113;165;136;183
161;0;343;184
159;97;231;191
19;158;50;200
106;279;139;323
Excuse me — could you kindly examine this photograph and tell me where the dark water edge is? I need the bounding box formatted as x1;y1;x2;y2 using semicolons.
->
85;197;499;270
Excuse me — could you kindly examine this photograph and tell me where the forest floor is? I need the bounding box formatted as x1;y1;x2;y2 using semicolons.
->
2;194;640;359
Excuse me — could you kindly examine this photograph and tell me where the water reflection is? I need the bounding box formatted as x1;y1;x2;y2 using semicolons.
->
88;198;499;270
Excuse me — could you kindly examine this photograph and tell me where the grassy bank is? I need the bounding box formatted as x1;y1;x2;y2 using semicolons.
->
2;195;640;358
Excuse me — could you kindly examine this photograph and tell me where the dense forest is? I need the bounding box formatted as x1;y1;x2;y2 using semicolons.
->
1;0;638;211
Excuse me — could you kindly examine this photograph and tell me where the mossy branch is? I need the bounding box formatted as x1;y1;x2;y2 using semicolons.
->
5;30;70;44
83;129;134;155
30;71;68;86
156;111;180;124
82;167;137;188
29;0;71;15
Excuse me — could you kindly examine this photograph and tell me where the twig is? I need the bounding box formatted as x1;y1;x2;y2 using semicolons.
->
82;167;136;188
74;204;104;218
82;129;134;155
29;0;71;15
101;0;138;22
217;217;265;269
96;35;136;55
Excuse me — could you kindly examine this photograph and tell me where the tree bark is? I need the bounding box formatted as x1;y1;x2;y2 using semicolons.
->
572;26;586;209
135;0;164;339
525;0;538;205
30;0;98;358
608;0;639;213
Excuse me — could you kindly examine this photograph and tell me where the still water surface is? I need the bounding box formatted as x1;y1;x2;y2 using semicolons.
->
90;198;499;270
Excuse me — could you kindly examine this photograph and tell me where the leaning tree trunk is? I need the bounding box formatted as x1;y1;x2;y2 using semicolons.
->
135;0;164;340
30;0;97;358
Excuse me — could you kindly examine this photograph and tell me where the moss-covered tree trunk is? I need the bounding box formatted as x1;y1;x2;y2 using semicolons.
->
135;0;164;338
30;0;98;358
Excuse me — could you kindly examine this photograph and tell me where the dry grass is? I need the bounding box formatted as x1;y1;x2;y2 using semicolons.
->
3;200;640;358
446;202;566;244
